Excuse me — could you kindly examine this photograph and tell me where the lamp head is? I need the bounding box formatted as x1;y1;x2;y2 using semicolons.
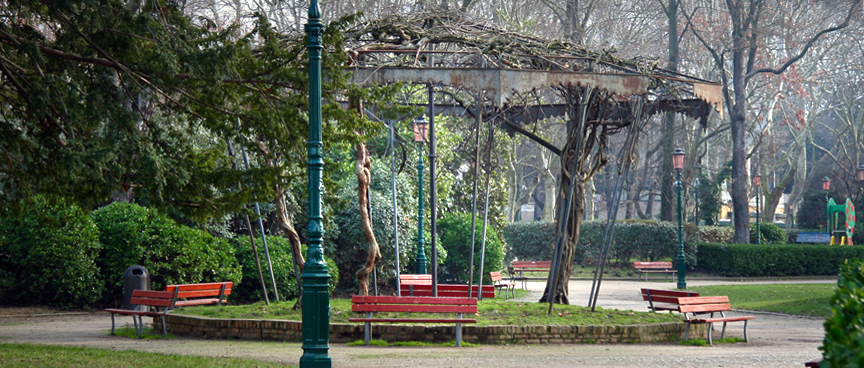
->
672;147;685;170
753;173;761;187
413;116;429;143
858;164;864;181
822;176;831;191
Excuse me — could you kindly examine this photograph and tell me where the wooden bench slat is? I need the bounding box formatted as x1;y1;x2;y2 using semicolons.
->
165;282;233;292
129;297;175;308
678;296;730;304
104;308;166;317
398;289;495;298
349;318;476;323
353;305;478;313
174;298;223;307
687;316;755;324
130;290;176;299
678;304;733;314
174;290;232;299
352;296;477;305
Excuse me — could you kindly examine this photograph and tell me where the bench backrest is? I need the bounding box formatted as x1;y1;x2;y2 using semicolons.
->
676;296;732;314
398;284;495;298
165;282;232;306
351;296;478;314
640;288;700;304
633;261;674;269
512;261;552;270
490;271;505;282
129;290;176;310
399;274;432;285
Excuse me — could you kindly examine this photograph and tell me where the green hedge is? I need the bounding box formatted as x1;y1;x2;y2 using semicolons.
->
821;258;864;366
501;221;557;262
437;212;505;284
697;242;864;276
0;197;103;308
92;202;241;306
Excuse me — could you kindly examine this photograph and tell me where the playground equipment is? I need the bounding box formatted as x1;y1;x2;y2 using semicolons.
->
828;198;856;245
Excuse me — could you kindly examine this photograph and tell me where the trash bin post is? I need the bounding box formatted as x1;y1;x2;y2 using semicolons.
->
122;265;150;311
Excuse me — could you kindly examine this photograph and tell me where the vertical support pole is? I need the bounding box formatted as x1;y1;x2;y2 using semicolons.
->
428;83;439;297
240;144;279;302
301;0;331;366
756;189;760;245
390;120;401;296
416;141;427;274
467;91;482;297
676;169;686;289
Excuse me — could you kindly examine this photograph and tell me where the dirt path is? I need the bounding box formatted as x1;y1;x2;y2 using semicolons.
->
0;279;831;368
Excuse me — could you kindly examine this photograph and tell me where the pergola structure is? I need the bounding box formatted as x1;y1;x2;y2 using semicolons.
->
342;10;722;300
301;9;723;367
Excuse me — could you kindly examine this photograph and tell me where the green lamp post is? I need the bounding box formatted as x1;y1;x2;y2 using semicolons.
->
301;0;331;366
823;176;831;233
413;116;429;274
754;173;761;245
673;147;686;289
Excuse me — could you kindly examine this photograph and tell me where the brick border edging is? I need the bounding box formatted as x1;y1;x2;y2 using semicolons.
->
158;314;707;344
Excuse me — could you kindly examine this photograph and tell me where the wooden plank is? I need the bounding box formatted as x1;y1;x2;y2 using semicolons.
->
633;262;674;269
678;303;732;314
398;289;495;298
349;318;477;323
131;290;175;299
165;282;232;292
641;289;700;298
398;284;493;291
688;316;755;323
352;296;477;305
174;298;222;307
677;296;730;305
175;290;232;299
352;304;478;313
128;297;175;307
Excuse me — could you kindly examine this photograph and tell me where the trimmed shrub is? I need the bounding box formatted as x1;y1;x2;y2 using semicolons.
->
698;226;735;244
750;222;785;244
821;258;864;366
92;202;241;306
697;242;864;277
578;220;697;268
231;237;338;303
501;221;557;262
437;212;505;284
0;197;102;308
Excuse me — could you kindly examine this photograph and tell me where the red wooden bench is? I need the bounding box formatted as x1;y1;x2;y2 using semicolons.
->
640;288;700;312
632;261;677;281
398;283;495;298
105;290;173;338
164;281;232;307
510;261;552;289
349;295;478;346
490;271;516;299
399;274;432;296
677;296;755;344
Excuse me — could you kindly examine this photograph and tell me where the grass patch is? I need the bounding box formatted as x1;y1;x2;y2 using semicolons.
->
110;326;177;340
0;343;293;367
175;297;681;326
347;339;478;347
690;283;834;317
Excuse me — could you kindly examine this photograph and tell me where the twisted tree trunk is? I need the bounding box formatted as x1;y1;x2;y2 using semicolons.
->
355;141;380;295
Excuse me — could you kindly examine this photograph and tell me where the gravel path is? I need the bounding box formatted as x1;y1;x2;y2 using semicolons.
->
0;278;832;368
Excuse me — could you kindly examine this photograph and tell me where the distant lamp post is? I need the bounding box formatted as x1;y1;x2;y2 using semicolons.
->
413;116;429;274
673;147;686;289
693;177;700;226
823;176;831;233
753;173;762;245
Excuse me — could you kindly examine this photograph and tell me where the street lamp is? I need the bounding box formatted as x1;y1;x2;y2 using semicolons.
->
693;176;700;226
301;0;331;366
413;116;429;274
673;147;686;289
823;176;831;233
753;173;761;245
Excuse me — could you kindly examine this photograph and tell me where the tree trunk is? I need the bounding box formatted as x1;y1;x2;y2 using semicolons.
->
540;171;584;304
584;178;595;221
659;0;679;222
354;142;380;296
762;166;795;223
730;19;751;244
274;189;305;273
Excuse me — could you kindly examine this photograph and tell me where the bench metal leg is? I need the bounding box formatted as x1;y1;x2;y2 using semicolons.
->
720;321;727;340
161;315;167;336
707;322;714;344
136;315;144;339
364;321;371;345
743;320;749;343
110;313;116;335
684;323;690;341
456;322;463;347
